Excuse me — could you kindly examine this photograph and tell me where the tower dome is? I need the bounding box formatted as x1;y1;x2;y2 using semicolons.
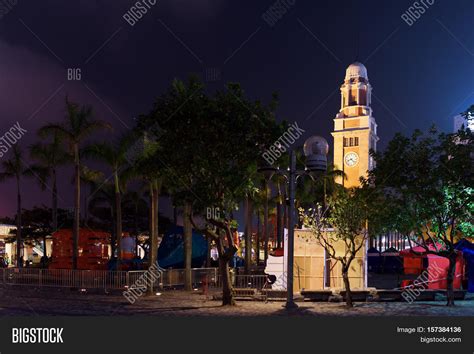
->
345;62;368;81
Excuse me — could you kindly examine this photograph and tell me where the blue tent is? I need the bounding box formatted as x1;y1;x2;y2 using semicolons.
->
367;247;381;273
158;226;208;269
455;239;474;292
380;247;403;274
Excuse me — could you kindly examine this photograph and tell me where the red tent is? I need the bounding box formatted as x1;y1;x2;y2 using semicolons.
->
50;229;110;270
400;245;464;290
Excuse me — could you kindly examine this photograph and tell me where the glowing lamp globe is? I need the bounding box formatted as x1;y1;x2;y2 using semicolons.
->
303;136;328;172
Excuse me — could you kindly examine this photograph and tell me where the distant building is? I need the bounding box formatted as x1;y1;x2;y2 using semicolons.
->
0;224;16;264
454;114;473;132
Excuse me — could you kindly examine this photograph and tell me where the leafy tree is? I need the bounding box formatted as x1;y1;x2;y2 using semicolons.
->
28;131;71;237
17;206;52;267
461;105;474;128
40;98;111;269
83;134;134;268
300;186;379;307
368;128;474;306
87;181;115;241
0;145;30;267
122;189;149;238
0;216;15;224
126;132;164;291
137;77;207;290
139;77;284;302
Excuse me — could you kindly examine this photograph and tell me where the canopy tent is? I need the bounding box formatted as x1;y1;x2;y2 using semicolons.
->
400;245;464;290
158;226;207;269
50;229;110;270
381;247;403;274
367;247;381;273
455;239;474;292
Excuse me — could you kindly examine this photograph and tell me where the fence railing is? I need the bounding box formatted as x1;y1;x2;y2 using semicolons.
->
0;268;268;293
0;268;151;290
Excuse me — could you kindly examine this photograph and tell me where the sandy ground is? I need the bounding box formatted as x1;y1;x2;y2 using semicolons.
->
0;286;473;316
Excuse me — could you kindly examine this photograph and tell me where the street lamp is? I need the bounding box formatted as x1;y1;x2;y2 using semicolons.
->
259;136;328;309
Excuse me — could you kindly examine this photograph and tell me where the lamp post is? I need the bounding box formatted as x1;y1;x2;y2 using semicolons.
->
258;136;329;309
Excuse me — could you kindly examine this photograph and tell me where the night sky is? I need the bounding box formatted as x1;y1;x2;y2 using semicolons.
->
0;0;473;218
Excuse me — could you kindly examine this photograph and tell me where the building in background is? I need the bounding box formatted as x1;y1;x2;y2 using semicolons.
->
454;114;474;133
332;62;379;187
0;224;16;265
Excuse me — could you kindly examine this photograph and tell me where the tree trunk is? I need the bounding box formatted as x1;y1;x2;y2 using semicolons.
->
52;168;58;232
446;253;456;307
264;182;269;263
147;181;160;294
219;255;235;306
244;196;252;273
16;176;22;268
114;172;122;270
342;268;353;308
173;205;178;226
110;207;116;259
206;236;211;267
256;212;260;265
183;201;193;291
276;202;282;249
134;203;139;256
72;144;80;270
43;235;48;268
148;183;156;294
47;168;57;262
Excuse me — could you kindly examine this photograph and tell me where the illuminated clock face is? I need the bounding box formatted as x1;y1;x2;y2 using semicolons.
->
344;152;359;167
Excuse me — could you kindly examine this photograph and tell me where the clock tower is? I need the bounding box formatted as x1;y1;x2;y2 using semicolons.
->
331;62;379;188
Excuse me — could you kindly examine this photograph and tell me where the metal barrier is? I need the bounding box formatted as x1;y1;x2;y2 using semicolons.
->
160;268;218;288
0;268;149;290
0;267;268;293
212;274;268;291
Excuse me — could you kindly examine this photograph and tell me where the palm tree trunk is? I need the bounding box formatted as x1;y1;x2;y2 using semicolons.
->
256;212;260;265
16;176;22;268
244;196;252;273
264;182;269;263
323;178;327;210
110;207;116;259
152;182;159;266
52;168;58;232
183;201;193;291
134;202;139;256
73;144;80;270
47;168;58;261
173;204;178;226
114;171;122;270
147;181;160;293
276;201;282;249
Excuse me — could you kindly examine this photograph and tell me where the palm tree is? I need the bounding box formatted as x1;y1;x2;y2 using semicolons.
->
39;97;111;269
0;145;30;267
123;189;148;255
83;134;133;269
122;131;163;291
80;165;104;226
87;181;115;242
311;164;346;208
29;131;71;241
